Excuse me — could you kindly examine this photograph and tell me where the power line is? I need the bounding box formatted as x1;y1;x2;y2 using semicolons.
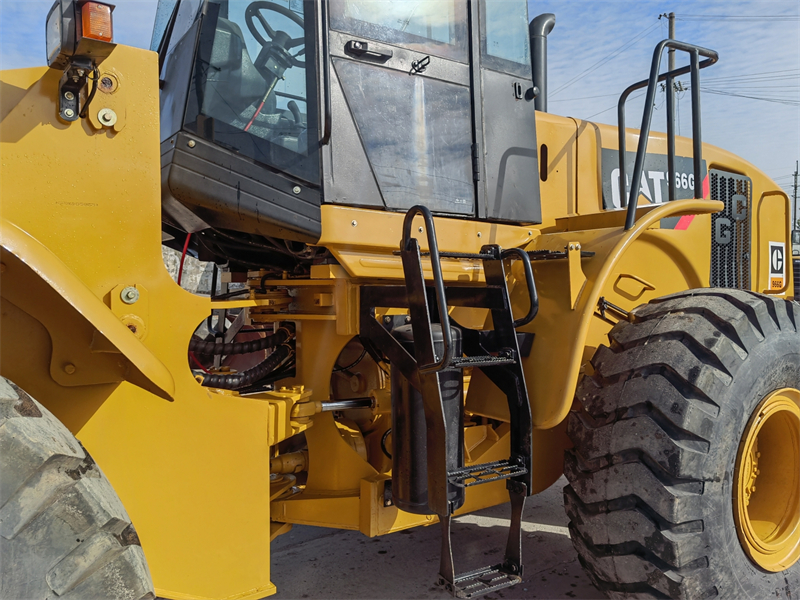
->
550;22;660;97
699;88;800;106
675;14;800;21
584;91;646;120
550;92;622;102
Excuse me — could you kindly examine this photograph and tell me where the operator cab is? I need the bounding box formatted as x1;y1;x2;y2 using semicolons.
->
155;0;541;266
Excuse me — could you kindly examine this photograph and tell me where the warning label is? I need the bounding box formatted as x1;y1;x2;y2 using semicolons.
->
769;242;785;290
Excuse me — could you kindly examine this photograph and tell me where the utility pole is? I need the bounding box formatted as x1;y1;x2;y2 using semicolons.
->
660;12;677;198
793;160;799;231
668;13;675;74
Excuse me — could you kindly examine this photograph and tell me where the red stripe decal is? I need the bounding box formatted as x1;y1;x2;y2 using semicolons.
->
674;215;695;230
702;174;710;199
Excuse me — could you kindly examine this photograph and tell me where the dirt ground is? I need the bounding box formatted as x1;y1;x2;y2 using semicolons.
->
269;476;603;600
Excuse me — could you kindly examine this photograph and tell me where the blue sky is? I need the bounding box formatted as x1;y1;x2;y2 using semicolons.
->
1;0;798;199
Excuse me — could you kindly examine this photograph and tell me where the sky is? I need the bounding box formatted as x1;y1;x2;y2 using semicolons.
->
1;0;798;204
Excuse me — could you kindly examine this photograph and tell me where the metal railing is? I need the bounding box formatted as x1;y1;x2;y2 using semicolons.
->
618;40;718;230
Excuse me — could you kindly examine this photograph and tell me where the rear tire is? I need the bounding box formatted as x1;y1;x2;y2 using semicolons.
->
564;288;800;599
0;377;154;600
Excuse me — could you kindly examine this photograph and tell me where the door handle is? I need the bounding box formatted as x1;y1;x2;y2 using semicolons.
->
344;40;393;61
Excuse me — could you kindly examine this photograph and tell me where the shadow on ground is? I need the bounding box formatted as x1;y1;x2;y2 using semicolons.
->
269;476;602;600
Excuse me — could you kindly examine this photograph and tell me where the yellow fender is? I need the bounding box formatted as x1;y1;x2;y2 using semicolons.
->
1;221;174;400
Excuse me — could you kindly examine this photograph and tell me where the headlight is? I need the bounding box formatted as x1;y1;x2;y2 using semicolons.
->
45;0;116;70
45;1;64;67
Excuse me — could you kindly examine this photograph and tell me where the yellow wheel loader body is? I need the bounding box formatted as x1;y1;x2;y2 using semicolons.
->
1;37;794;600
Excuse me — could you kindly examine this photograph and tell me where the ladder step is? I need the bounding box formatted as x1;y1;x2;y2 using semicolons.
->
448;460;528;488
451;353;516;369
440;565;522;599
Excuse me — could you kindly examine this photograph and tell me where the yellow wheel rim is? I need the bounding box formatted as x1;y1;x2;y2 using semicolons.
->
734;387;800;571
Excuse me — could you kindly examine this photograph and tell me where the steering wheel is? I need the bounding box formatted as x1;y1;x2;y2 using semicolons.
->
245;1;305;68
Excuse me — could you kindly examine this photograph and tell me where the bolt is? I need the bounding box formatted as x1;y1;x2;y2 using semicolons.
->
64;363;76;375
187;140;196;148
418;226;423;233
127;324;138;334
121;286;140;304
351;220;357;227
64;91;75;101
477;232;482;238
64;109;75;118
353;41;362;49
384;316;392;324
577;243;581;250
101;112;112;122
292;186;301;194
405;315;411;323
528;230;533;236
569;244;575;251
77;69;85;77
100;76;113;89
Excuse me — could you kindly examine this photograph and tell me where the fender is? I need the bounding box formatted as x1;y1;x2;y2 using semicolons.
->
1;221;174;400
465;199;723;490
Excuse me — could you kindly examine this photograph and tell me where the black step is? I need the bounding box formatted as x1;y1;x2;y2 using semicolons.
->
448;459;528;488
451;351;516;369
440;565;522;599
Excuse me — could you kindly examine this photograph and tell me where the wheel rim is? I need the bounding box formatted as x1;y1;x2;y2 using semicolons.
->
734;387;800;571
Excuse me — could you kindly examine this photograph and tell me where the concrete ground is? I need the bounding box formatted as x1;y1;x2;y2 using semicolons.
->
270;476;603;600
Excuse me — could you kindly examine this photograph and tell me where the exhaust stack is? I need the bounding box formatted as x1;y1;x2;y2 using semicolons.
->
529;13;556;112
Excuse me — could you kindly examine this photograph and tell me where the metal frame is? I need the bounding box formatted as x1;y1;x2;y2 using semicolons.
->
617;39;718;230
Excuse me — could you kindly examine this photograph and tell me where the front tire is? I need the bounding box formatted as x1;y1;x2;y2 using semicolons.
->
0;377;154;600
564;289;800;599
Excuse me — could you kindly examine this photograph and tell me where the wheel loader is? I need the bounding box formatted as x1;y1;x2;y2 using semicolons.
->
1;1;798;599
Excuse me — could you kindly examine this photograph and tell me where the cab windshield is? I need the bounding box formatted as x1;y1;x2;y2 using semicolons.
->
184;0;319;184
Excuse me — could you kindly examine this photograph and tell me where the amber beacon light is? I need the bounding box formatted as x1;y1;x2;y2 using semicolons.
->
80;2;113;42
44;0;116;122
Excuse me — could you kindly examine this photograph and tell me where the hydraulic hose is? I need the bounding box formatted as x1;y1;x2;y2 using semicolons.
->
201;344;294;390
190;326;293;356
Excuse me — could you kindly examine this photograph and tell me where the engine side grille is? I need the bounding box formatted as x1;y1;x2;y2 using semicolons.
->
710;170;751;289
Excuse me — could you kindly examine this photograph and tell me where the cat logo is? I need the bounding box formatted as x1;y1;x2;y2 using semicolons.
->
769;242;785;291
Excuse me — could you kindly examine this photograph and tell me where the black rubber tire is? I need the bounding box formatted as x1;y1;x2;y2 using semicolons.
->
0;377;154;600
564;288;800;599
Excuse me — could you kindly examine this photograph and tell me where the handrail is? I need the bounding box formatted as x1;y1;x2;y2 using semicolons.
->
401;206;455;373
318;0;332;145
501;248;539;328
618;40;718;230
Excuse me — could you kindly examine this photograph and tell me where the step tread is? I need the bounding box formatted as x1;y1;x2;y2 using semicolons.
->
442;565;522;598
451;354;516;368
448;459;528;488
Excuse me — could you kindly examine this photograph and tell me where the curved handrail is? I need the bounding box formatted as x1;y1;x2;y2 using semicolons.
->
501;248;539;328
618;39;718;230
401;206;454;373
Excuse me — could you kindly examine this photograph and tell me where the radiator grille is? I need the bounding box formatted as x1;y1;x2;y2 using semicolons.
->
794;258;799;301
710;170;751;289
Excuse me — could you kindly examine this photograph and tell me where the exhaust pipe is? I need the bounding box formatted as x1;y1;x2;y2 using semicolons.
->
529;13;556;112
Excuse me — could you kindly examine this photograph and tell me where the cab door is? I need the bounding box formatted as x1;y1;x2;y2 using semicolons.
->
325;0;476;215
475;0;540;223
